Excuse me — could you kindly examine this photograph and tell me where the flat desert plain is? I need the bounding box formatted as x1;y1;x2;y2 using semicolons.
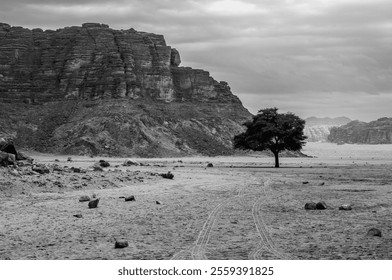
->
1;142;392;260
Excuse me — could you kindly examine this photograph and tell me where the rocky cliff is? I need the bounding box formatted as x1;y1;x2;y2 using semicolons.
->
304;117;351;142
0;23;251;156
328;118;392;144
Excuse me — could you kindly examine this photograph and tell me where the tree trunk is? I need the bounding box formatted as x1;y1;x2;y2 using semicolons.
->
273;151;279;168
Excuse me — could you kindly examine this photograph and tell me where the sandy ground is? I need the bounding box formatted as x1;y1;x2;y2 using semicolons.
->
1;142;392;260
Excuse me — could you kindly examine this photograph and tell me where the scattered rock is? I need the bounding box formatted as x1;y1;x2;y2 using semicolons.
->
0;151;15;166
125;195;135;202
207;163;214;167
366;228;382;237
67;157;72;162
156;201;161;205
115;240;129;249
319;182;325;186
93;165;103;172
79;195;91;202
123;159;139;166
32;164;50;174
54;159;60;162
88;198;100;208
304;202;317;210
316;201;328;210
339;204;352;210
161;171;174;179
302;181;309;185
99;160;110;167
8;168;20;177
73;214;83;218
73;167;81;173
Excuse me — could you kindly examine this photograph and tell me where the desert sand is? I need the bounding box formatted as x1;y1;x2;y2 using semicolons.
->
1;142;391;260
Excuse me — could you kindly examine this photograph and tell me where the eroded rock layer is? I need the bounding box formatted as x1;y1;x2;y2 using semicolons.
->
328;118;392;144
0;23;251;156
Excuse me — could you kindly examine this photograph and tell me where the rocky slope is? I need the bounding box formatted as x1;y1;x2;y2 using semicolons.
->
304;117;351;142
328;118;392;144
0;23;251;156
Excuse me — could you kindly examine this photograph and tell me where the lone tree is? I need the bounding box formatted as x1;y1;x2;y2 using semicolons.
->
234;107;307;168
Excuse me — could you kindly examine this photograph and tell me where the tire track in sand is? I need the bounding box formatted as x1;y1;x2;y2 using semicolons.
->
249;178;290;259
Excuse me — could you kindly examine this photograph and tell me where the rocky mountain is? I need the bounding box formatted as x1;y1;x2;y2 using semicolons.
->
304;117;351;142
0;23;252;157
328;118;392;144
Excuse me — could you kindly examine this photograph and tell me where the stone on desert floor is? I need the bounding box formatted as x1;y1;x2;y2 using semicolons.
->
93;165;104;172
316;201;328;210
73;214;83;218
302;181;309;184
79;195;91;202
115;240;129;249
32;164;50;174
207;163;214;167
123;159;139;166
304;202;317;210
339;204;352;210
156;201;161;205
125;195;135;202
99;160;110;167
367;228;382;237
88;198;100;208
161;171;174;179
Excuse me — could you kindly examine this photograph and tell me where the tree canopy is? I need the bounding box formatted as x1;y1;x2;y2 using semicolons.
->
234;107;307;167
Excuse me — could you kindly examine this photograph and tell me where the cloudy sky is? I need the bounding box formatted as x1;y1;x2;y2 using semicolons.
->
2;0;392;121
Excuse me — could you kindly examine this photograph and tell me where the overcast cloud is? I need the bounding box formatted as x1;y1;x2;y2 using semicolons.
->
1;0;392;121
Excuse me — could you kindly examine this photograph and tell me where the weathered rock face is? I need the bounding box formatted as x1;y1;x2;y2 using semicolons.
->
328;118;392;144
304;117;351;142
0;23;251;156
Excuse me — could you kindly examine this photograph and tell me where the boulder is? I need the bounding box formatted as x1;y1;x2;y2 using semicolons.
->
366;228;382;237
316;201;328;210
88;198;100;208
32;164;50;174
161;171;174;179
304;202;317;210
115;240;129;249
79;195;91;202
339;204;352;210
99;160;110;167
125;195;135;202
123;159;139;166
0;151;15;166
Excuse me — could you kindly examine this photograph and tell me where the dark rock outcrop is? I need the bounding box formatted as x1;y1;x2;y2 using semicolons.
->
0;23;251;157
328;118;392;144
88;198;100;208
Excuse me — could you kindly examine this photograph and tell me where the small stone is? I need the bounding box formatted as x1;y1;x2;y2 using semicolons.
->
339;204;352;210
73;167;81;173
93;165;103;172
79;195;91;202
319;182;325;186
125;195;135;202
161;171;174;179
302;181;309;184
207;163;214;167
115;241;129;249
156;201;161;205
366;228;382;237
123;159;139;166
73;214;83;218
304;202;317;210
67;157;72;162
99;160;110;167
316;201;327;210
88;198;99;208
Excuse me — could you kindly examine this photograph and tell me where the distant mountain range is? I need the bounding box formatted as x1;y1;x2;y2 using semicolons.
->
328;117;392;144
304;117;352;142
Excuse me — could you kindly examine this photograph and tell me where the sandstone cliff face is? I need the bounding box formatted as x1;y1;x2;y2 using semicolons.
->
304;117;351;142
0;23;251;156
328;118;392;144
